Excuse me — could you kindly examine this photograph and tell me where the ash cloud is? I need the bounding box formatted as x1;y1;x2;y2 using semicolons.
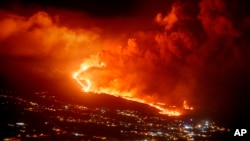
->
80;0;250;110
0;11;100;57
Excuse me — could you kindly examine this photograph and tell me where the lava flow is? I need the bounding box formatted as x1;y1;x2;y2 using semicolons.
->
73;56;181;116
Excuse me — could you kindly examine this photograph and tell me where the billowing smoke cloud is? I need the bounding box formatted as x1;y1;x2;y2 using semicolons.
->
0;11;100;58
75;2;200;105
76;0;250;110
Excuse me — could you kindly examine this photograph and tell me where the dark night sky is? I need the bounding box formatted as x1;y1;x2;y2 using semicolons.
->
0;0;250;126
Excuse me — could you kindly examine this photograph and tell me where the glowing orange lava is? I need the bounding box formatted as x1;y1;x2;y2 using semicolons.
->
183;100;194;110
73;57;181;116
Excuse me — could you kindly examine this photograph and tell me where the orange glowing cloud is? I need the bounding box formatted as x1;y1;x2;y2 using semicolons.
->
72;0;249;115
0;11;100;58
72;3;199;113
198;0;240;37
155;3;179;30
